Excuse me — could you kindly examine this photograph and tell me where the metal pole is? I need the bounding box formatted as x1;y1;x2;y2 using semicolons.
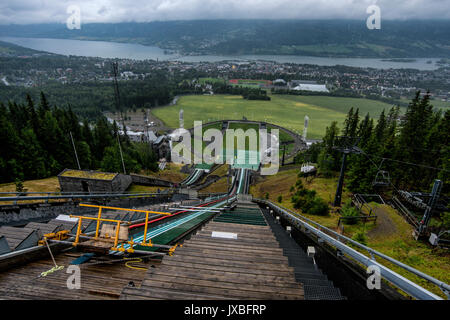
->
69;131;81;170
74;217;83;245
43;239;58;268
117;134;127;175
143;212;149;244
333;152;348;207
113;221;120;248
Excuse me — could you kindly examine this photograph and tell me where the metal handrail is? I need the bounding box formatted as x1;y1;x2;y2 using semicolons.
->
391;196;420;228
0;192;172;203
0;191;158;195
256;199;449;300
337;215;377;227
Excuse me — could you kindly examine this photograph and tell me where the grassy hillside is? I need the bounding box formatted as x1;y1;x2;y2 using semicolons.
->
250;167;450;298
250;167;349;227
152;94;395;139
0;177;60;193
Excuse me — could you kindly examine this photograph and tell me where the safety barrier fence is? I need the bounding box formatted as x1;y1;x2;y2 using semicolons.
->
391;196;420;229
352;194;376;216
337;215;377;227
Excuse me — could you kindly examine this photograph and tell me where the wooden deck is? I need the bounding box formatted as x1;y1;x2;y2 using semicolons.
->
0;251;157;300
0;203;304;300
121;220;304;300
0;226;39;251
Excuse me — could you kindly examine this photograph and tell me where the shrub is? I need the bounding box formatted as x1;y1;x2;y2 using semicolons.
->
14;179;26;193
295;179;304;189
265;192;269;199
308;197;329;216
352;230;368;245
441;212;450;230
277;195;282;203
340;201;360;225
290;177;328;216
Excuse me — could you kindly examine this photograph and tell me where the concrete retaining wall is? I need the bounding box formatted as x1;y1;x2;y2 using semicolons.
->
0;195;172;227
130;174;173;187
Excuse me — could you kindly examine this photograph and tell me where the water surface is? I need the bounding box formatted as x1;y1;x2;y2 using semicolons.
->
0;37;441;70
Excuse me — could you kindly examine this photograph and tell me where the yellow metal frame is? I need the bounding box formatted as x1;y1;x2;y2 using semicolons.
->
70;203;172;251
168;243;181;256
38;230;70;245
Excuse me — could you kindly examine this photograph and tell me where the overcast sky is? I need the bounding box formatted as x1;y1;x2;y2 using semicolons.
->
0;0;449;25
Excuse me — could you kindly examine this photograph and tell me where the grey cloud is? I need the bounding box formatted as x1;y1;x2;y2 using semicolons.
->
0;0;448;24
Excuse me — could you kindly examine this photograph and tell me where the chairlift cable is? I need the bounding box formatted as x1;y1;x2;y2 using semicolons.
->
363;153;450;173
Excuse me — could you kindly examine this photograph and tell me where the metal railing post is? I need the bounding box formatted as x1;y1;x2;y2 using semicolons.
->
143;212;149;244
95;207;102;238
114;221;120;248
74;217;83;245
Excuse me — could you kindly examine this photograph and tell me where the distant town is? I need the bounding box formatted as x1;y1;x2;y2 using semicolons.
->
1;50;449;105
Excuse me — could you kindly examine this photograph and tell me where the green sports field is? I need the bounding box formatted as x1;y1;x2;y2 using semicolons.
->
152;94;397;139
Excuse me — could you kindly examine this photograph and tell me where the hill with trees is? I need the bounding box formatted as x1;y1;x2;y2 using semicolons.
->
0;92;158;183
297;91;450;195
1;20;449;58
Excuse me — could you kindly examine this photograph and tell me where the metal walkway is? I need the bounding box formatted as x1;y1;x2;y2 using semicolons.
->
260;206;345;300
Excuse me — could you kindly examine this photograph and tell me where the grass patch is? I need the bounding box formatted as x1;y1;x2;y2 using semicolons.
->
251;169;449;298
199;177;229;193
127;184;168;193
59;169;116;180
0;177;60;194
365;204;450;298
144;163;188;183
0;176;61;205
212;164;229;177
250;168;350;228
152;94;394;139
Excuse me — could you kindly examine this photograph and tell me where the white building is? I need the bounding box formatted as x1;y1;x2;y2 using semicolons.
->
293;83;329;93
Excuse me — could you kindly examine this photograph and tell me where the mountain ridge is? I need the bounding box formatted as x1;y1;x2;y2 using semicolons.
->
0;20;449;58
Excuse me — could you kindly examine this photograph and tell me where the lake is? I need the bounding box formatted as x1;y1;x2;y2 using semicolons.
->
0;36;441;71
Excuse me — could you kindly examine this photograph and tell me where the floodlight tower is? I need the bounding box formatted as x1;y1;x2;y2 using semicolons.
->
179;109;184;129
303;115;309;140
332;136;362;207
